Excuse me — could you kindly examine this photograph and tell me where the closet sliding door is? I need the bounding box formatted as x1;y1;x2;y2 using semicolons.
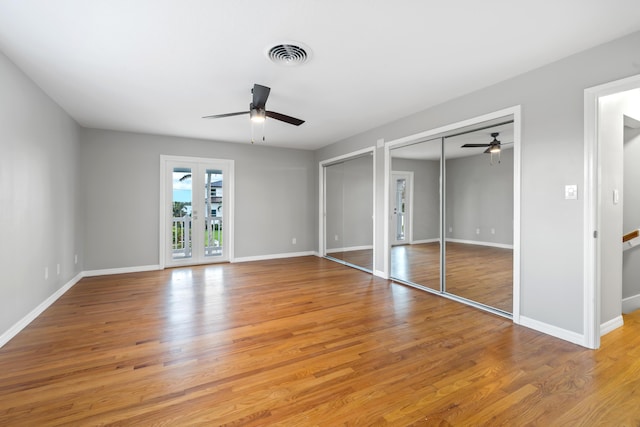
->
388;117;515;317
389;138;441;291
323;153;374;273
443;129;514;314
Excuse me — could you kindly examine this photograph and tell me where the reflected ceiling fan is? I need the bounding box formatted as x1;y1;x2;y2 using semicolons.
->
202;84;304;143
461;132;512;164
461;132;510;153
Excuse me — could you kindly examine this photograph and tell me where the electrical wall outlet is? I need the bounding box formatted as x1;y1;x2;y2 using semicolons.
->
476;228;480;235
44;267;48;280
292;237;296;244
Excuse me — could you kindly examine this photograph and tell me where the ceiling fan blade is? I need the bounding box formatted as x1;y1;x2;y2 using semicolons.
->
484;147;492;154
461;143;490;148
266;110;305;126
252;84;271;109
202;111;249;119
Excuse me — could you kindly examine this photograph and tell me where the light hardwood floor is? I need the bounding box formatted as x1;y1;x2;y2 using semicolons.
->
1;256;639;425
391;242;513;313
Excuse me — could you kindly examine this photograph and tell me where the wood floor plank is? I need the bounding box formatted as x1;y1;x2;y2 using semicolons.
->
0;256;639;425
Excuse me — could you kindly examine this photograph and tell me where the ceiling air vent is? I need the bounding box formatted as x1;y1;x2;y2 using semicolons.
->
266;43;311;66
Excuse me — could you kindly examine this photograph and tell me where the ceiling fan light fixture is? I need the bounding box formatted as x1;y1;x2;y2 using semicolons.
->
250;108;266;123
489;144;501;153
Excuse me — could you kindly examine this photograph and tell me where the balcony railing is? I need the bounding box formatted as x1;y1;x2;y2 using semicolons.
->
172;215;223;258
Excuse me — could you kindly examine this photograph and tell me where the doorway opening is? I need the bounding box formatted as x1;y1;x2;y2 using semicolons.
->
584;75;640;348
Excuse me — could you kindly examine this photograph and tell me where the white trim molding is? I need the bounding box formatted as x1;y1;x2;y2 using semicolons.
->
519;316;585;347
622;294;640;314
233;251;316;263
83;264;162;277
0;272;83;349
326;245;374;254
445;238;514;250
409;238;440;245
600;315;624;336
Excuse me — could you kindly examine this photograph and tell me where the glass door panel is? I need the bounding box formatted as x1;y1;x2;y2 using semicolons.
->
164;157;232;267
172;167;193;261
395;177;406;241
204;169;223;258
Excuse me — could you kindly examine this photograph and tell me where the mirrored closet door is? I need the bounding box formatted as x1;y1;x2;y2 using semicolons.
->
443;126;514;313
323;153;374;272
389;117;515;316
389;138;441;291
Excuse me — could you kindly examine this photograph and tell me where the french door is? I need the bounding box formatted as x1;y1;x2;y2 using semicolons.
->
161;156;234;267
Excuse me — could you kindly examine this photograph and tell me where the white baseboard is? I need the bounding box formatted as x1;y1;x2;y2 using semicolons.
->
519;315;585;347
83;264;162;277
445;238;513;250
0;272;83;349
410;238;439;245
233;251;316;263
326;245;374;254
374;269;388;279
622;294;640;314
600;315;624;336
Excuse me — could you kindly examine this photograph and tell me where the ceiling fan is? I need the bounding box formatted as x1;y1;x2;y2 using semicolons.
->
461;131;513;164
202;83;305;129
461;132;509;153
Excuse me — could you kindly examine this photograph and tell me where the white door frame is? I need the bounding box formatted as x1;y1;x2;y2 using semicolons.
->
384;106;521;321
583;73;640;349
159;155;234;268
391;171;414;245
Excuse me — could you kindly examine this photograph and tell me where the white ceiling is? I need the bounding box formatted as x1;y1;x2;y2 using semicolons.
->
1;1;640;150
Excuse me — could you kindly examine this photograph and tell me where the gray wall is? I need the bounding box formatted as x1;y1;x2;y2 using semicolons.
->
316;30;640;334
623;126;640;303
81;128;316;269
391;158;440;241
0;51;82;336
445;149;514;245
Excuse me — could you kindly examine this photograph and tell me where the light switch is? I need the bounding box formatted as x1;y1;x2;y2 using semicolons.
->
613;189;619;204
565;184;578;200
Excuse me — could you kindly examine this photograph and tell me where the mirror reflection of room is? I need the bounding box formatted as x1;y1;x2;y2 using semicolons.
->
390;138;441;291
390;119;514;315
324;154;374;272
444;122;514;313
